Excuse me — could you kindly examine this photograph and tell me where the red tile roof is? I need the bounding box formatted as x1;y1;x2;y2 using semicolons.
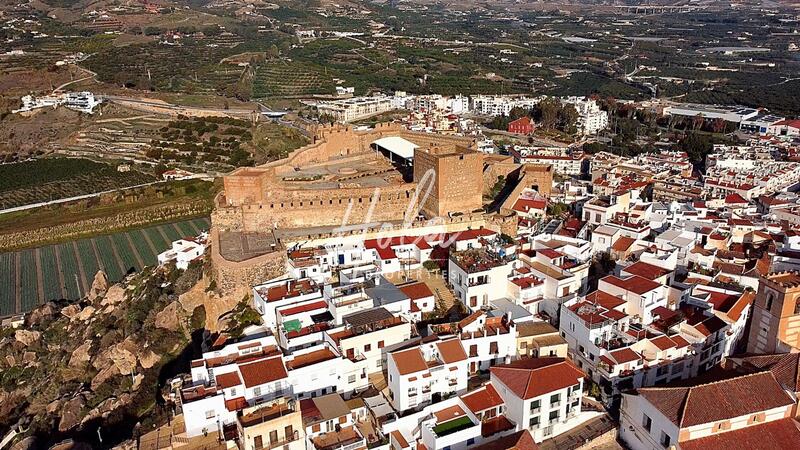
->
679;418;800;450
480;415;515;438
437;338;468;363
461;383;504;414
215;371;242;389
513;198;547;213
607;348;640;364
585;290;626;310
399;282;433;300
611;236;636;252
622;261;671;280
278;300;328;316
491;357;585;400
637;372;794;428
262;279;318;302
602;275;662;295
238;356;288;388
390;347;428;375
538;248;563;260
470;430;539;450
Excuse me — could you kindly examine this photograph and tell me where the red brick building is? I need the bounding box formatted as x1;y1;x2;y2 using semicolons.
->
508;117;534;135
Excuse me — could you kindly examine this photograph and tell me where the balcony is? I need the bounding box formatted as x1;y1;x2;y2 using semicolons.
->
550;401;561;408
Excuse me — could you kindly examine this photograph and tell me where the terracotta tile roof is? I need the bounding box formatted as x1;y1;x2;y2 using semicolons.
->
513;198;547;213
538;248;563;260
261;279;318;302
622;261;671;280
733;353;800;393
437;338;468;363
636;372;794;428
585;290;626;310
238;356;288;388
491;357;585;400
470;430;539;450
215;371;242;389
390;347;427;375
399;282;433;300
679;418;800;450
391;431;410;449
649;335;677;351
458;310;484;329
433;404;467;423
461;383;504;414
286;348;337;370
278;300;328;316
608;348;640;364
602;274;662;295
611;235;636;252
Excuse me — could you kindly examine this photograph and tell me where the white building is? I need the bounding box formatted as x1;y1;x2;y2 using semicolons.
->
386;338;469;412
157;233;208;270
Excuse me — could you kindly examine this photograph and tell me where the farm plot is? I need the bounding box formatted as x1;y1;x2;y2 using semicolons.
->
95;235;124;281
57;243;82;300
128;229;157;266
0;253;15;317
0;218;211;317
111;233;141;273
39;246;63;301
19;250;39;311
253;62;335;97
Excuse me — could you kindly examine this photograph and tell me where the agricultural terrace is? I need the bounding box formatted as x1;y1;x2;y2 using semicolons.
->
0;158;157;210
0;217;210;318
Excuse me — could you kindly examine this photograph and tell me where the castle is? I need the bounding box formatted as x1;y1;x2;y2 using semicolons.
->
210;123;552;291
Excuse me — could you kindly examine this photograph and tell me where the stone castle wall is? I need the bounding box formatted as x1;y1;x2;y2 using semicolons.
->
209;227;287;293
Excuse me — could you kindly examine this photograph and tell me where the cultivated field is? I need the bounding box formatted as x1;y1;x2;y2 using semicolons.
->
0;217;210;317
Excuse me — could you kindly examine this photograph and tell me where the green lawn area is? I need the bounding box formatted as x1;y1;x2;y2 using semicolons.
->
432;416;474;437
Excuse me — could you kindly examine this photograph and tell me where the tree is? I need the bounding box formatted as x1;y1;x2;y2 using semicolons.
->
266;44;280;60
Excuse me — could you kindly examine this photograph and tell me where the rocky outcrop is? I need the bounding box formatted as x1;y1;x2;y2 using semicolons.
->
59;396;86;432
61;304;81;320
69;341;92;368
14;330;41;347
101;285;126;307
89;271;109;300
155;301;185;332
75;306;95;322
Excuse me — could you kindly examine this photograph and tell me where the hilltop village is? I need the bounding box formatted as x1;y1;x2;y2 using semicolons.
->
149;112;800;450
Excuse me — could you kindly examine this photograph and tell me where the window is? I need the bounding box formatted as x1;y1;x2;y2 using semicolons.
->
269;430;278;445
254;387;262;397
766;292;775;312
230;387;236;396
470;345;478;357
530;399;540;412
549;410;559;422
378;340;385;348
254;436;263;449
660;432;670;447
489;342;499;354
364;344;371;352
529;416;540;429
642;414;652;432
376;360;382;368
550;393;561;405
467;438;475;446
205;410;215;419
285;425;294;441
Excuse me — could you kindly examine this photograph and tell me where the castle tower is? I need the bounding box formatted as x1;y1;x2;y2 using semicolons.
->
747;271;800;354
413;145;484;218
